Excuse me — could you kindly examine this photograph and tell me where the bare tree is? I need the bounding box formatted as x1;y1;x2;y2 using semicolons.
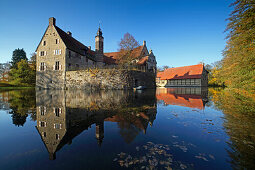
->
117;33;140;65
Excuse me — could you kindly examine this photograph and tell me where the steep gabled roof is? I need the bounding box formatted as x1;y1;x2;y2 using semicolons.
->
55;26;87;55
104;45;145;64
157;64;205;80
137;56;149;65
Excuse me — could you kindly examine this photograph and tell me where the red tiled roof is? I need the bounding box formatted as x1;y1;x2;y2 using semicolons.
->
103;55;117;65
156;88;204;110
157;64;204;80
104;45;144;64
105;114;147;131
137;56;148;65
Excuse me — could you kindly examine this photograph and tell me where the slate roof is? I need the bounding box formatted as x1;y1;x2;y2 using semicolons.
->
157;64;205;80
54;26;96;61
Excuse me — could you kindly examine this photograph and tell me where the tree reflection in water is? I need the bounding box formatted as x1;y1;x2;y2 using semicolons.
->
0;89;36;126
210;88;255;169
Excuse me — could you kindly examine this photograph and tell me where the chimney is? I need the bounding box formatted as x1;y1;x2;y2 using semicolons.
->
67;31;72;37
49;17;56;26
88;46;91;50
143;40;146;46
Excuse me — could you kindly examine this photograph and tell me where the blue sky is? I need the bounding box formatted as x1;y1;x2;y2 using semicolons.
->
0;0;233;67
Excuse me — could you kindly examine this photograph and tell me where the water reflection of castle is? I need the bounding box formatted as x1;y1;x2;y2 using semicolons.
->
156;88;208;110
35;90;157;160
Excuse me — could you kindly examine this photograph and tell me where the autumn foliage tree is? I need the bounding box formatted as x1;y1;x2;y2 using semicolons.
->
9;59;35;86
117;33;140;65
221;0;255;91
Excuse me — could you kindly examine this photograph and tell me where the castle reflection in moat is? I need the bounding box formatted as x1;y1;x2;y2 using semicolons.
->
156;87;208;110
35;90;157;160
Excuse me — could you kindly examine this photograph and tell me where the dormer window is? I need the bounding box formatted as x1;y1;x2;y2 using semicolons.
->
43;41;46;46
56;39;60;44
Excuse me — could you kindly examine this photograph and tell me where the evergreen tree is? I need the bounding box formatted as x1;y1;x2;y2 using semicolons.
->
222;0;255;91
11;48;28;68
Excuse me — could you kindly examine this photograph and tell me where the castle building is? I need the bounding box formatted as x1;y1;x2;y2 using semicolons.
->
36;17;157;89
156;64;208;87
35;90;157;160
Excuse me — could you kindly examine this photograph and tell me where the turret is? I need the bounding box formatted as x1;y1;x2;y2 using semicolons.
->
95;121;104;146
95;27;104;67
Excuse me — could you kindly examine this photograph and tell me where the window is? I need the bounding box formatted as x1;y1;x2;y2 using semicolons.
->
86;58;88;62
55;61;60;70
54;123;62;129
40;51;46;56
68;63;71;67
56;134;60;140
40;121;46;127
76;64;79;68
54;107;61;117
191;79;195;85
54;49;61;55
181;79;185;85
43;41;46;46
40;62;45;71
42;132;46;138
56;39;60;44
69;51;71;58
39;106;46;115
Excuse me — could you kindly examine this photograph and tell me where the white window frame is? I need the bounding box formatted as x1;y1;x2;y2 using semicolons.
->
54;123;62;129
39;51;47;56
54;49;61;55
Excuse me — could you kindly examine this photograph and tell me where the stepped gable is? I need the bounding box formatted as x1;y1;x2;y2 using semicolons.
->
157;64;204;80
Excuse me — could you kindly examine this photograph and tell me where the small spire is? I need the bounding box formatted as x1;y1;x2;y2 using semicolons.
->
99;20;101;29
96;21;103;37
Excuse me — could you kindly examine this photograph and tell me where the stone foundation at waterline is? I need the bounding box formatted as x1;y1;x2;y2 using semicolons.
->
36;69;156;89
65;69;156;90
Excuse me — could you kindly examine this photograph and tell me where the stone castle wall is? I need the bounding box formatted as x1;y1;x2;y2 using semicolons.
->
65;69;156;90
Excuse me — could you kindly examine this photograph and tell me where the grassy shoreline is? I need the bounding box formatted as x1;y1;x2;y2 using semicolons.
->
0;82;34;90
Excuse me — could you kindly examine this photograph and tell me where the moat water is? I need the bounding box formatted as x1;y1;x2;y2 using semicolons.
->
0;88;254;170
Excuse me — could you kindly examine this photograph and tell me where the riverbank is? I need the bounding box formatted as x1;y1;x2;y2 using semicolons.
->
0;82;34;90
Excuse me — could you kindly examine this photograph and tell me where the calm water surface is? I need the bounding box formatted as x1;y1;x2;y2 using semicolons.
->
0;88;254;170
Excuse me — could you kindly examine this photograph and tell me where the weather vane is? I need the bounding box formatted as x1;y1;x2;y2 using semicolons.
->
99;20;102;29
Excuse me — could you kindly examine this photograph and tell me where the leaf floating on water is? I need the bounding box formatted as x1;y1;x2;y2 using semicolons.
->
209;154;215;160
195;154;209;161
165;166;173;170
172;135;178;138
180;163;187;169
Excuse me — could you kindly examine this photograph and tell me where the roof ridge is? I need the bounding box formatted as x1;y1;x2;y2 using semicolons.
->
55;25;87;49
